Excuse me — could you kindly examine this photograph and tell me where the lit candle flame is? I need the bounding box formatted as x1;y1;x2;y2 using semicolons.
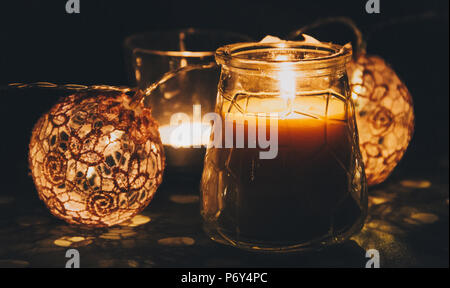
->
276;54;296;115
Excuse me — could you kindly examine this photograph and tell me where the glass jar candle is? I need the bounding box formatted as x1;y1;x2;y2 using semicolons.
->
201;41;368;252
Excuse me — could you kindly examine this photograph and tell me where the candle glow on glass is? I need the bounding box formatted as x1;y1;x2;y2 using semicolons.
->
277;54;296;114
205;58;359;247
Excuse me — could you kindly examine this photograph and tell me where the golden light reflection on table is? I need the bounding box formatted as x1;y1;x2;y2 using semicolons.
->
157;237;195;246
400;180;432;189
119;214;151;227
54;236;92;247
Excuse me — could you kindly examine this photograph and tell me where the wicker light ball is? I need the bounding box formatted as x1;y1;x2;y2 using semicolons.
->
29;90;165;227
347;55;414;186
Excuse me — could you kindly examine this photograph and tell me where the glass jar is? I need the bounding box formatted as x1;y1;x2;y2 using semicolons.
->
201;41;368;252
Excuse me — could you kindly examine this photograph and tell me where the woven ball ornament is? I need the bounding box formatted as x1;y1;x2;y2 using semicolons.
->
347;55;414;185
29;90;165;227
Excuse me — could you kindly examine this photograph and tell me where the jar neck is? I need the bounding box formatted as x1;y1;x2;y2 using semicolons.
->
215;41;352;76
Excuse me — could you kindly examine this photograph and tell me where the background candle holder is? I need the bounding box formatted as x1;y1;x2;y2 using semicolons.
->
124;29;252;179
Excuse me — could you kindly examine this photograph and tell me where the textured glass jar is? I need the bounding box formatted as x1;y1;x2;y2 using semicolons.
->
201;41;368;252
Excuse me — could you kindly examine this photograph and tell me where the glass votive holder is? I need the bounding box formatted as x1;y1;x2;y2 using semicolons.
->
201;40;368;252
124;29;252;177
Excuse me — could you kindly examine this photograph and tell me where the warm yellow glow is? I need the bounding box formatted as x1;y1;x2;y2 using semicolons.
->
347;55;414;186
203;39;366;251
350;68;363;101
277;55;296;105
120;214;151;227
400;180;431;189
369;196;390;205
109;130;123;143
86;167;95;179
68;236;85;242
159;122;212;148
54;239;72;247
157;237;195;246
226;95;346;120
275;54;289;61
29;92;165;227
54;236;90;247
407;212;439;224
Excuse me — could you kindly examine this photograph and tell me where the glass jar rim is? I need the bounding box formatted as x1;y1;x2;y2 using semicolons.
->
124;28;253;58
215;41;352;71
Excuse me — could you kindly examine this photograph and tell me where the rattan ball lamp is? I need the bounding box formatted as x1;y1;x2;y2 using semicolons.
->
29;89;165;227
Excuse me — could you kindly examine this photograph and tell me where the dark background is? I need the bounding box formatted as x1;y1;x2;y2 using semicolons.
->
0;0;448;195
